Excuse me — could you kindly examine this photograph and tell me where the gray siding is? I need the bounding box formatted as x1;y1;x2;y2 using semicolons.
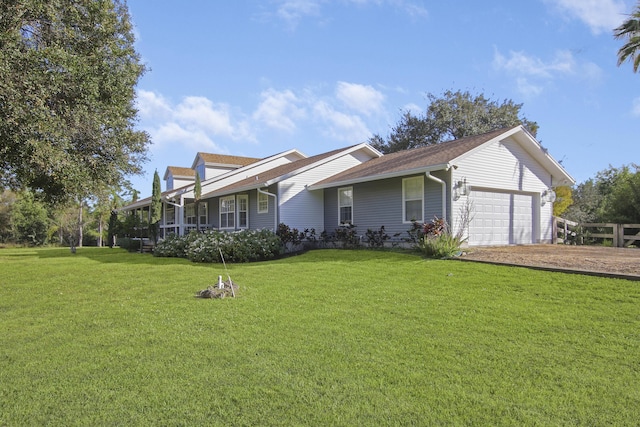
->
323;171;450;240
251;186;278;231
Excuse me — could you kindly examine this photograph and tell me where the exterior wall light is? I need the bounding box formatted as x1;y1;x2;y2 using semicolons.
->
541;189;556;206
453;178;469;200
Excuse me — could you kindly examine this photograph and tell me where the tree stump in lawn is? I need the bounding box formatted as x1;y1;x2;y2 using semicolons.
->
195;281;238;299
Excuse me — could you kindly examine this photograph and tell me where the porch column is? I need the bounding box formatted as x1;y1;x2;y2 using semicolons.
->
178;195;185;236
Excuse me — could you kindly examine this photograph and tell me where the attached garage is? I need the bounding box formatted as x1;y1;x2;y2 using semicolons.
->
468;190;537;246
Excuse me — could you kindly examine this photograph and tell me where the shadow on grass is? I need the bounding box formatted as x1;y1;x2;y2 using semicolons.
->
2;246;428;267
18;247;211;267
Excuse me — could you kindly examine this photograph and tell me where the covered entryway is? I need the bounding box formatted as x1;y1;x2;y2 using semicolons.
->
468;190;536;246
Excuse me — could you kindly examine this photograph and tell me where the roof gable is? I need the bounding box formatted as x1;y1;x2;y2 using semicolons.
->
205;144;379;198
309;126;574;189
191;153;261;169
309;127;511;189
163;166;196;181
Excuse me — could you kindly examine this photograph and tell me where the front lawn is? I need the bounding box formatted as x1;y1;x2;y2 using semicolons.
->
0;247;638;425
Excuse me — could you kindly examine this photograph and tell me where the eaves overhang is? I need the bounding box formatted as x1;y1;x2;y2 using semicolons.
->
306;163;451;191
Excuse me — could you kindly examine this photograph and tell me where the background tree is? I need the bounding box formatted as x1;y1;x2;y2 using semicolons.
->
599;165;640;223
0;189;17;243
49;201;80;246
552;186;573;217
370;89;538;153
194;171;202;232
614;3;640;72
149;170;162;244
564;164;640;224
0;0;150;204
10;190;49;245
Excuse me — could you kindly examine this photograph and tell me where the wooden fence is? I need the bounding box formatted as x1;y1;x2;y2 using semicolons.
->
554;217;640;248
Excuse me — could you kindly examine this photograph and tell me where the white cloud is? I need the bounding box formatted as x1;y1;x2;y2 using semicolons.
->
336;82;385;115
151;122;221;152
269;0;427;29
544;0;629;34
402;103;423;115
175;96;235;137
515;78;544;98
135;90;256;152
493;48;602;97
313;101;372;142
253;89;306;132
137;82;387;156
493;49;575;79
275;0;322;28
136;89;172;120
632;97;640;117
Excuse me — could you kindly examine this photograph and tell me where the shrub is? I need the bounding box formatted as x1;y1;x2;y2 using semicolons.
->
154;229;282;263
417;217;465;258
420;232;465;258
365;226;389;248
335;224;360;248
277;223;319;252
277;223;303;247
153;232;199;258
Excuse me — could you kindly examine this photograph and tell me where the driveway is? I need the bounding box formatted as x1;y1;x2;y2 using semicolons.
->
460;245;640;280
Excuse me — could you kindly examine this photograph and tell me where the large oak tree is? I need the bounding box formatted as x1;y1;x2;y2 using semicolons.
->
370;89;538;154
0;0;150;204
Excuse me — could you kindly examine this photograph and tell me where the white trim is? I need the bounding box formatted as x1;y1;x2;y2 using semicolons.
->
402;176;424;223
257;187;278;231
338;186;353;225
237;194;249;229
257;191;269;214
198;201;208;226
219;196;235;229
307;163;450;191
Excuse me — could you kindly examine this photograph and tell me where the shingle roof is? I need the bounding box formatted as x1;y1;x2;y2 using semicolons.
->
206;146;358;197
165;166;196;178
311;127;514;188
197;153;261;166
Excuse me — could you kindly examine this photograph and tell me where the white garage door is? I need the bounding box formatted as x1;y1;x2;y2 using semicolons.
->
468;191;534;246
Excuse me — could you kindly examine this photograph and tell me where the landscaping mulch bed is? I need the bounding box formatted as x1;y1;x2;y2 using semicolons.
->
460;244;640;279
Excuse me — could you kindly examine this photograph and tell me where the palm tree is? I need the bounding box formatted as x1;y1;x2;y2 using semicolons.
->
614;5;640;73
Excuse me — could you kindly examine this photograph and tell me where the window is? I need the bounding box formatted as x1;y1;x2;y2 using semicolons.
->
338;187;353;224
220;196;235;229
258;191;269;214
198;202;208;226
238;195;249;228
403;176;423;223
185;203;196;225
165;204;175;225
196;164;205;181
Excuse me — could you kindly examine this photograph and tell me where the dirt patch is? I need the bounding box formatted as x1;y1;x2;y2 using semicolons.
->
460;245;640;278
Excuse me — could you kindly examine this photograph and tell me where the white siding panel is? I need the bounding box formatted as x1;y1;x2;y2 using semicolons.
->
452;136;552;245
453;137;551;193
199;156;298;196
279;151;373;231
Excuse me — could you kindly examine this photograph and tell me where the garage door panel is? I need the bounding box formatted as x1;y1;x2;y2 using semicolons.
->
469;190;534;246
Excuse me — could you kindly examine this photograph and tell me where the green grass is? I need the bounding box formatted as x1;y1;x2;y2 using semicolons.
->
1;247;639;425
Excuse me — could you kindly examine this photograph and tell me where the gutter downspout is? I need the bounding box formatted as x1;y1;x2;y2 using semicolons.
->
426;172;447;221
257;187;278;232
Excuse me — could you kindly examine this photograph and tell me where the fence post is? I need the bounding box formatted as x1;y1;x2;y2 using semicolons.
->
617;224;623;248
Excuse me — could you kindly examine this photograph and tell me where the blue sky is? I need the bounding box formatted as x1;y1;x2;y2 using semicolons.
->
127;0;638;197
